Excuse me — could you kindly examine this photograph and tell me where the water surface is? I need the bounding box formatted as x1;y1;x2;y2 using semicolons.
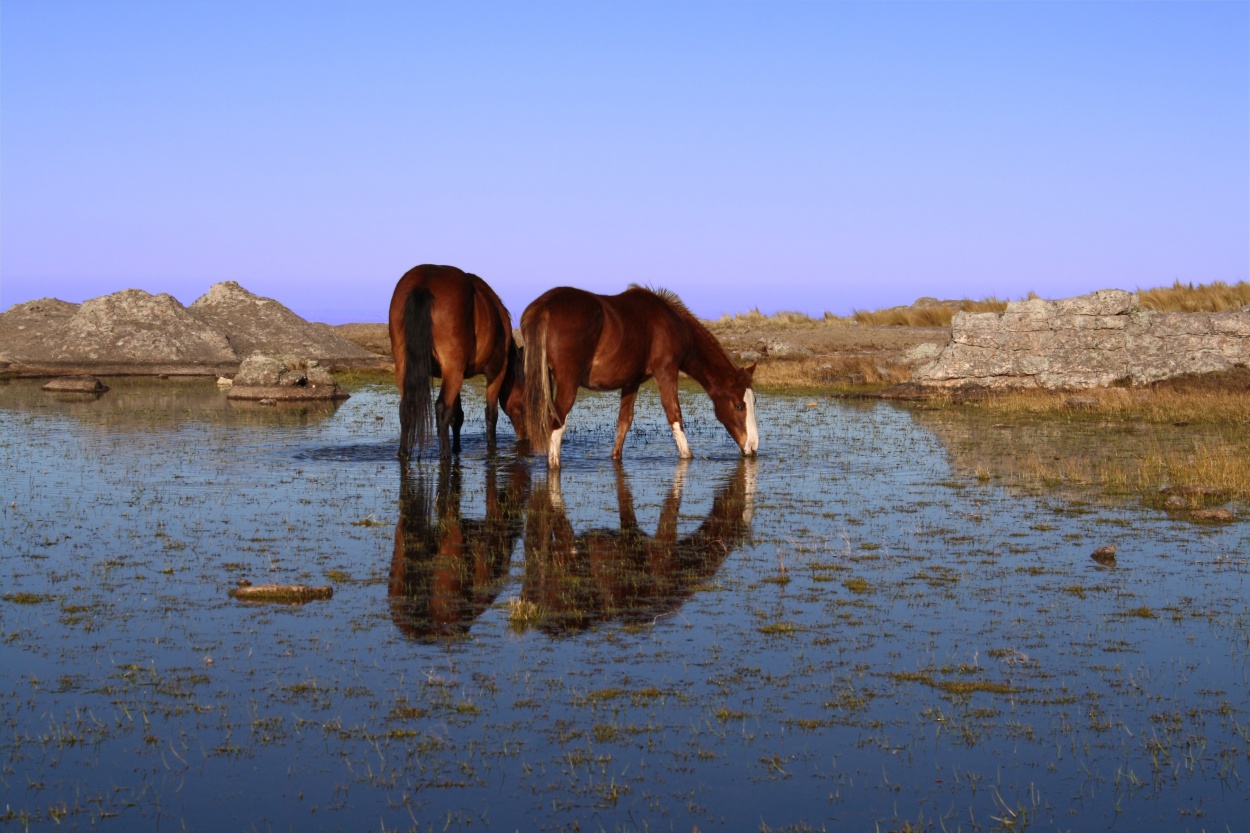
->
1;377;1246;831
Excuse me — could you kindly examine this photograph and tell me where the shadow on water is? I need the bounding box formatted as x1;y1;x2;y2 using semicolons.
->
388;457;530;639
522;458;756;634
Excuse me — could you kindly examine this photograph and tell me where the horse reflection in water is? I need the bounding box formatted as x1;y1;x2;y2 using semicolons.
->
522;459;756;634
389;459;530;639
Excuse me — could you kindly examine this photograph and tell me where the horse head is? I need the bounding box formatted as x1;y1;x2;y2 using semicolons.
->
501;344;527;442
709;363;759;457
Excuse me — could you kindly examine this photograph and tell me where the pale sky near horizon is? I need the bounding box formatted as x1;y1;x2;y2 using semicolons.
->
2;1;1246;324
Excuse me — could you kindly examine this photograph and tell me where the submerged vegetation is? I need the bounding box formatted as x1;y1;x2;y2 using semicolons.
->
918;373;1250;501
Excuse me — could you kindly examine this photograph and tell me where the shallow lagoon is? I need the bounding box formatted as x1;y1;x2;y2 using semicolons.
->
1;378;1247;832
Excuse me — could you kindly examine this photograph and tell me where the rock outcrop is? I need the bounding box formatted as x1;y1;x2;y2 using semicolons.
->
0;282;388;376
914;290;1250;389
189;281;377;364
61;290;239;365
225;354;350;401
42;375;110;393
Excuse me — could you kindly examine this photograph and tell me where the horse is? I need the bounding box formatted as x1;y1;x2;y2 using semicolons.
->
389;458;530;639
388;264;525;458
521;459;756;634
520;284;759;467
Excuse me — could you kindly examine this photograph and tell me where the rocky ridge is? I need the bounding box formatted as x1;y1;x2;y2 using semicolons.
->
1;282;386;376
913;289;1250;389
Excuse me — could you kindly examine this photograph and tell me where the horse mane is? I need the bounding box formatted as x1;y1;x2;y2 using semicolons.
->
628;283;734;365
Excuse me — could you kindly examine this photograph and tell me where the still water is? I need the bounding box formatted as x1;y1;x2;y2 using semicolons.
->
1;378;1246;832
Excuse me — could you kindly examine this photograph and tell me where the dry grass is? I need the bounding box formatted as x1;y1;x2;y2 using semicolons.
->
713;281;1248;332
711;309;842;331
1137;280;1250;313
850;297;1011;327
754;356;904;391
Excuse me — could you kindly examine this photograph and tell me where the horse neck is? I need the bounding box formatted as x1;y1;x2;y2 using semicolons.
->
680;324;739;392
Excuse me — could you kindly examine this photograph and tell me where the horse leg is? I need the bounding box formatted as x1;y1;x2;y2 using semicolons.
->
452;394;465;454
547;370;581;469
483;370;505;450
436;371;464;457
610;384;640;460
434;397;451;457
654;367;693;459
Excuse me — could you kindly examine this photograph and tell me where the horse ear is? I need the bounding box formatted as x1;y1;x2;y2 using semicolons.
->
742;362;757;384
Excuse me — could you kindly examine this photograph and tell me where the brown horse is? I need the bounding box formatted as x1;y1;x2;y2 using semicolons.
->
389;264;525;458
521;285;758;467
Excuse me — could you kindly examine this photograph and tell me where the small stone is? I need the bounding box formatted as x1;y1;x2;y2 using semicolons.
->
1161;485;1227;499
1191;509;1234;523
1164;495;1187;509
231;583;333;604
1064;396;1100;410
216;376;233;387
1091;545;1117;565
42;375;109;393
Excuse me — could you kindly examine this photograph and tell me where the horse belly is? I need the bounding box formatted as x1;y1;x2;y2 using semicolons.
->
585;351;648;391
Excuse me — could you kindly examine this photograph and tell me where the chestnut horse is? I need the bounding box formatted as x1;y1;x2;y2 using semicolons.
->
389;265;525;458
521;285;758;467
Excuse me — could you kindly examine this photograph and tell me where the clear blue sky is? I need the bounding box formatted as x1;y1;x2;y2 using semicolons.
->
2;1;1246;324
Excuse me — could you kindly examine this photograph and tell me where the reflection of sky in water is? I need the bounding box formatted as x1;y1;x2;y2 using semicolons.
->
1;378;1247;830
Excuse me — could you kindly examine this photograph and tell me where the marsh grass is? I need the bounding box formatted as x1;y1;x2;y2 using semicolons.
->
957;383;1250;426
331;367;395;391
754;356;901;392
922;383;1250;500
506;597;543;630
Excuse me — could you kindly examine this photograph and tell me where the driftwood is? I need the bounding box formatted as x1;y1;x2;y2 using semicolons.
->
230;583;333;604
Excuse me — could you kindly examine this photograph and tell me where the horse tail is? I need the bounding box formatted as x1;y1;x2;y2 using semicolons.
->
399;287;434;456
522;311;552;454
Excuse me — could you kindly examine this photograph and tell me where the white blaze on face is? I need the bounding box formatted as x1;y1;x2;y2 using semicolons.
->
671;422;693;459
548;424;566;469
742;388;759;455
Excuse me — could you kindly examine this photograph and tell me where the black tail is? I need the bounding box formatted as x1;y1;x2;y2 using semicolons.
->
399;288;434;457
